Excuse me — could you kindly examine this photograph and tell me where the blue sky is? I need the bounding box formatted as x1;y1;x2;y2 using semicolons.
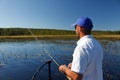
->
0;0;120;30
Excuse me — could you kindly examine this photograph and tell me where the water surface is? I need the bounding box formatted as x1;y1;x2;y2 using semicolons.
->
0;40;120;80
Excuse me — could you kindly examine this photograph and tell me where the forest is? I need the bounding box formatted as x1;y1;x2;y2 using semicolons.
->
0;28;75;36
0;28;120;36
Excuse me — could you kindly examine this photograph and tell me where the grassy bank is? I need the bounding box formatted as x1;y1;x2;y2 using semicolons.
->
0;35;77;40
94;35;120;40
0;34;120;41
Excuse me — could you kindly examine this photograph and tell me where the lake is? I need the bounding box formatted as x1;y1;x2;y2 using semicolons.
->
0;39;120;80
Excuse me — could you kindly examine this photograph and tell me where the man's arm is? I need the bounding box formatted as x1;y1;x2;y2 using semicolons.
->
59;65;83;80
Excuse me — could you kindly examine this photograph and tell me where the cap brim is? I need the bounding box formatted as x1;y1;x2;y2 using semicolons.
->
71;23;76;27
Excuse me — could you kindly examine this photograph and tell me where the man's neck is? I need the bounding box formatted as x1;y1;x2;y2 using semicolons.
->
79;33;86;38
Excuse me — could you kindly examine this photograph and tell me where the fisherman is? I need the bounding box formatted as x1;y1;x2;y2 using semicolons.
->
59;17;103;80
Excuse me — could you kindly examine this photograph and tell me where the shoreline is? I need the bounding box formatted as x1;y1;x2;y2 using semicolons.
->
0;35;120;40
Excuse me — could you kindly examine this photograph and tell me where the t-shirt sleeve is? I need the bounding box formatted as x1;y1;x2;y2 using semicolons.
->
71;46;88;74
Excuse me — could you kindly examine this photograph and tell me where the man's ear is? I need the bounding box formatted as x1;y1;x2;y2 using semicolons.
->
80;27;85;31
79;26;83;31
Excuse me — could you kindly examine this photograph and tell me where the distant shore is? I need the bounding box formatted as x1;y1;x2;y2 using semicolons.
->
0;35;120;40
94;35;120;40
0;28;120;41
0;35;76;40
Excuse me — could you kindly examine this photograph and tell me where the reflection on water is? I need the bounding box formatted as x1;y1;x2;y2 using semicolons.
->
0;40;120;80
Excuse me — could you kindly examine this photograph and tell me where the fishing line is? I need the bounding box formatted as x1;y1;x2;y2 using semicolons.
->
27;28;60;67
28;29;69;80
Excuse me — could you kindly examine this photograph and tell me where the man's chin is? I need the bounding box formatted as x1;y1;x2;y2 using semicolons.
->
76;35;80;38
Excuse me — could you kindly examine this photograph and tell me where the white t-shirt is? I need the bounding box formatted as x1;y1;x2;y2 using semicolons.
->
71;35;103;80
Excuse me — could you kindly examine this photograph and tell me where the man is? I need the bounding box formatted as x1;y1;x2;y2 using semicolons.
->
59;17;103;80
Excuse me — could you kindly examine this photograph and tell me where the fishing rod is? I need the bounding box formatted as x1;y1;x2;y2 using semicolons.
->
27;28;60;67
27;28;69;80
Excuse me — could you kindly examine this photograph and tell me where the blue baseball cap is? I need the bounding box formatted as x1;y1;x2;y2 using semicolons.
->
72;17;93;30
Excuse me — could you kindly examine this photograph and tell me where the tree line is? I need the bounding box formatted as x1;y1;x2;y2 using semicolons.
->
0;28;75;36
91;30;120;35
0;28;120;36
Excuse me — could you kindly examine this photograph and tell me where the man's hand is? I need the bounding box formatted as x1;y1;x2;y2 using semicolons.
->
59;64;83;80
59;65;67;73
68;63;72;69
